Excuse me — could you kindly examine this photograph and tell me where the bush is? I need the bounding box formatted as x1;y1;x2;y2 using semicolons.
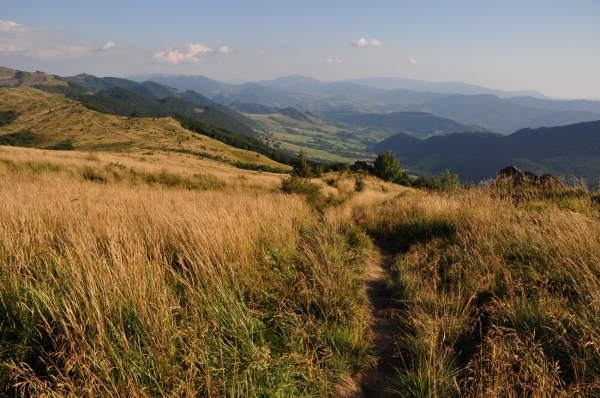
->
394;172;412;187
354;178;366;192
46;140;75;151
374;151;403;182
0;110;17;127
413;170;459;191
0;131;37;147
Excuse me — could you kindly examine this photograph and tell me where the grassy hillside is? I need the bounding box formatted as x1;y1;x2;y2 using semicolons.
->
355;186;600;396
0;87;290;171
246;110;375;163
374;120;600;187
0;66;66;88
2;122;600;395
0;142;411;396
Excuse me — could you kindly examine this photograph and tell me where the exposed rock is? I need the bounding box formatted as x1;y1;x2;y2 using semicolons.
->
491;166;564;189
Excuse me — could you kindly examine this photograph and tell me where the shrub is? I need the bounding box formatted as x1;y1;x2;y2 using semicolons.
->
374;151;402;182
46;140;75;151
0;131;37;147
354;178;366;192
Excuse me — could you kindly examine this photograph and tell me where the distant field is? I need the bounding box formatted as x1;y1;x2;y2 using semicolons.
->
246;112;377;162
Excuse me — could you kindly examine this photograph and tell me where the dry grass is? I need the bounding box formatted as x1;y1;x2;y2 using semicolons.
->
355;188;600;397
0;148;381;397
0;87;291;170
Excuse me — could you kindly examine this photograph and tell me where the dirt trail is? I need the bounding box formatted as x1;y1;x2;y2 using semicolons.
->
339;246;403;398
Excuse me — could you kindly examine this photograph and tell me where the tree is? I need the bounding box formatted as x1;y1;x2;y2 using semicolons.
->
374;151;402;182
440;169;459;190
293;151;313;178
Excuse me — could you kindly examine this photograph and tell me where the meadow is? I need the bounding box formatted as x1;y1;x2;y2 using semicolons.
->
0;146;409;397
2;142;600;397
355;186;600;397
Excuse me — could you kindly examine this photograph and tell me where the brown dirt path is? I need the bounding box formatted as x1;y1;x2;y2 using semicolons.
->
338;246;403;398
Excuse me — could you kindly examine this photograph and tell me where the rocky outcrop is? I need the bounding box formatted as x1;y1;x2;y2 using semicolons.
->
491;166;564;188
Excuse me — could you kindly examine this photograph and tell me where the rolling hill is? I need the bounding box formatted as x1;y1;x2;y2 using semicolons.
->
244;108;373;162
373;120;600;187
410;94;600;133
321;110;488;138
0;87;291;171
65;87;259;138
507;96;600;113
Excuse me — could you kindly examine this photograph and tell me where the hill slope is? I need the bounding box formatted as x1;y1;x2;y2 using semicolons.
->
409;94;600;133
0;87;291;170
374;120;600;186
321;110;488;138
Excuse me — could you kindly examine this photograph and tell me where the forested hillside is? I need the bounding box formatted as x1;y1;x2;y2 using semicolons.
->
374;120;600;186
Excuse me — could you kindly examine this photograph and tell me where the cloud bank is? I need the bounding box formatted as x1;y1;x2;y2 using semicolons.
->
152;44;232;64
351;38;383;48
326;58;341;64
0;19;92;59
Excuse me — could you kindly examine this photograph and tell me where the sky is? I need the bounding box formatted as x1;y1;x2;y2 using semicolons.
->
1;0;599;99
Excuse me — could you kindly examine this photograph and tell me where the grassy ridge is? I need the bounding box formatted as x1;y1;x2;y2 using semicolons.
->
355;187;600;396
0;87;290;171
0;149;375;396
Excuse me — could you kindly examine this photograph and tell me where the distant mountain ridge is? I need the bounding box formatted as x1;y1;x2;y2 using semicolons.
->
133;72;600;133
407;94;600;134
321;110;489;139
373;120;600;187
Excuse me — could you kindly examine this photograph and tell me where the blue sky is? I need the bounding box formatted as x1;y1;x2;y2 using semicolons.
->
1;0;599;98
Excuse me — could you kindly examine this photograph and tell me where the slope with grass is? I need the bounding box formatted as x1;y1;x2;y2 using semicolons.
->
0;142;414;396
354;186;600;396
0;66;66;88
0;87;290;171
245;109;376;163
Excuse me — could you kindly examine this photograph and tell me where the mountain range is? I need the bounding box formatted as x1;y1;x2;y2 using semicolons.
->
125;73;600;134
3;64;600;187
372;121;600;187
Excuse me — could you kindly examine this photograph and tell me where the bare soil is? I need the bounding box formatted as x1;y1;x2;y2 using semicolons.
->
339;246;403;398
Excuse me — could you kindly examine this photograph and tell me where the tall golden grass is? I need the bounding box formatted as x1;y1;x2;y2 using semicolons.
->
0;151;373;396
355;188;600;397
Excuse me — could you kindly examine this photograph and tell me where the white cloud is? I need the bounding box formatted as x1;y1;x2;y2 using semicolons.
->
152;43;215;64
216;46;232;54
351;38;384;48
0;44;23;54
0;19;65;38
326;58;342;64
99;41;115;51
410;58;418;65
188;44;213;54
0;19;90;59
